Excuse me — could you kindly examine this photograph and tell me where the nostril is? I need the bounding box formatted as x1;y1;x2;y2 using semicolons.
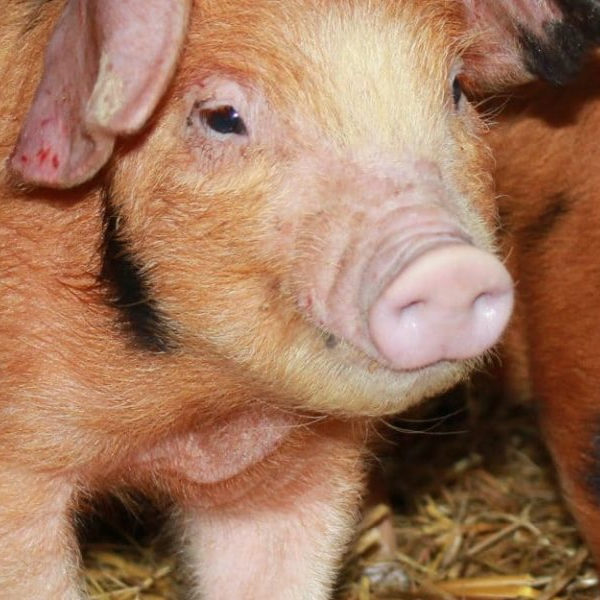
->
469;289;514;354
394;300;424;329
398;299;424;313
473;288;511;321
476;290;490;305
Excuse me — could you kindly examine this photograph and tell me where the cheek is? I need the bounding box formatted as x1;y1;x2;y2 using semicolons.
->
117;143;288;308
184;134;253;180
447;112;497;227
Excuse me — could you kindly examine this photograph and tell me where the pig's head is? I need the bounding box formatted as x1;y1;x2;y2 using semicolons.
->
9;0;600;416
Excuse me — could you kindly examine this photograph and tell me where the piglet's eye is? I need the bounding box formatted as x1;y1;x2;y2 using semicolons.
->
452;76;463;107
200;105;247;135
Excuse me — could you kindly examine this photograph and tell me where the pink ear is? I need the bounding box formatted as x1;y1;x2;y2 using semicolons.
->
10;0;191;188
461;0;600;92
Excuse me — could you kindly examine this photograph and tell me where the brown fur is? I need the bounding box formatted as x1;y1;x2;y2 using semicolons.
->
0;0;576;598
492;54;600;565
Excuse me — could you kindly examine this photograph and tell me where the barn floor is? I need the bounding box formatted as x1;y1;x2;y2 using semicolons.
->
81;382;599;599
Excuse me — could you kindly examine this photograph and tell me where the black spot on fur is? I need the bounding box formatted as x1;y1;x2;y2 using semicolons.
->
520;192;571;251
101;190;175;353
520;1;600;85
520;22;586;85
556;0;600;43
325;333;338;349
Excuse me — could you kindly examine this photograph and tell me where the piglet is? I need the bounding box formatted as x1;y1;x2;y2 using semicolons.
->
1;1;597;598
492;52;600;568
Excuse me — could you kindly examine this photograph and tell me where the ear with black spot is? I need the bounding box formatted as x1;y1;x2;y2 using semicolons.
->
460;0;600;93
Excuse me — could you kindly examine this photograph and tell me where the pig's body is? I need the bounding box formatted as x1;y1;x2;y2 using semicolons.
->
492;57;600;566
1;0;598;598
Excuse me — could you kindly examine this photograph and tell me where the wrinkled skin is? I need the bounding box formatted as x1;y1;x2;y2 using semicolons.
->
1;0;598;598
493;54;600;569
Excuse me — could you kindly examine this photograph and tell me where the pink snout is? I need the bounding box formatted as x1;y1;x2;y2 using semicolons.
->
368;244;513;370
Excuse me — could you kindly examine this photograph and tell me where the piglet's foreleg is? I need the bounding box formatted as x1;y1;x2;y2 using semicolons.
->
0;468;83;599
176;424;366;600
